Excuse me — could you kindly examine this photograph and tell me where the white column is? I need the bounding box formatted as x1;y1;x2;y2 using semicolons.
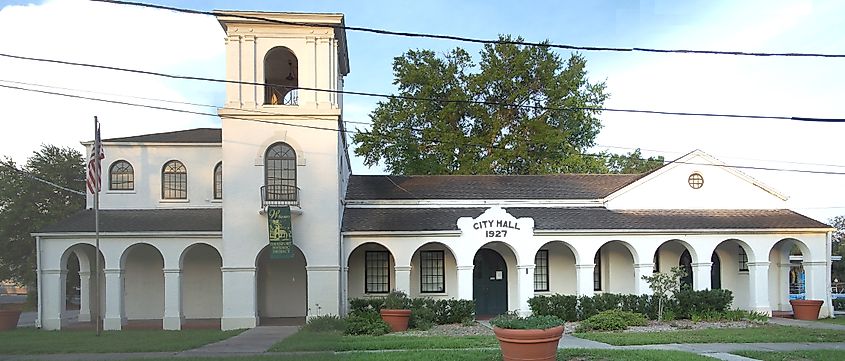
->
306;266;341;318
221;267;257;330
77;271;92;322
804;261;829;317
576;264;595;297
633;264;654;295
224;34;241;108
163;269;182;330
241;35;257;109
747;261;771;315
394;265;412;295
778;263;791;311
516;264;534;317
692;262;712;291
456;265;474;300
40;269;65;330
103;269;124;330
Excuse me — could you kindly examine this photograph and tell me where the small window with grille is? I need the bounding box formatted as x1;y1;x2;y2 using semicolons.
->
109;160;134;191
213;162;222;199
534;250;549;292
420;251;445;293
738;246;749;271
365;251;389;294
161;160;187;199
593;251;602;291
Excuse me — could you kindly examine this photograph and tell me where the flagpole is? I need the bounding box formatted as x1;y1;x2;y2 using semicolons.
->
93;116;101;337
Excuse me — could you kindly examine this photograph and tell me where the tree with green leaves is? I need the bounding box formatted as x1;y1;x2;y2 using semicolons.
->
0;145;84;288
830;215;845;283
641;266;687;321
604;149;665;174
354;35;618;175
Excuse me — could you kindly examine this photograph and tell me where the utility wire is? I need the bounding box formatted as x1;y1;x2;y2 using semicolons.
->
8;77;843;172
0;160;86;196
2;52;845;123
4;81;845;177
92;0;845;59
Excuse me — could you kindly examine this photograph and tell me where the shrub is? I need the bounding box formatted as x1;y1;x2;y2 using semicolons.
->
406;298;474;326
302;315;345;332
349;298;384;313
673;289;733;319
490;312;564;330
576;310;648;332
345;310;390;336
577;295;598;320
383;290;410;309
528;294;577;322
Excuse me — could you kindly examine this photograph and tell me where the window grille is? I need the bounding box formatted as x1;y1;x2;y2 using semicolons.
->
161;160;187;199
109;160;134;190
365;251;389;294
593;252;602;291
213;162;222;199
534;250;549;292
264;142;297;203
420;251;445;293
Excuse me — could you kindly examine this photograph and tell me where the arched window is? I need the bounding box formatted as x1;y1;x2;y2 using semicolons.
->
264;142;297;204
109;160;134;190
162;160;187;199
213;162;223;200
679;250;693;289
264;47;298;105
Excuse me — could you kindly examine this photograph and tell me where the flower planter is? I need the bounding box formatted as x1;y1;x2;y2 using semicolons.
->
493;325;564;361
379;309;411;332
790;299;824;320
0;310;22;331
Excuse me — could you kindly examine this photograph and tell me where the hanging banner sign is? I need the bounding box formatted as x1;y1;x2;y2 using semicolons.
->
268;206;293;259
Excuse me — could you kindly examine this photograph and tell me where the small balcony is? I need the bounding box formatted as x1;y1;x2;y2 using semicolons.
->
261;184;300;208
265;87;298;106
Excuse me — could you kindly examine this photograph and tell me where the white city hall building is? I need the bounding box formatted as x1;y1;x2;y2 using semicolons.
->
34;11;835;331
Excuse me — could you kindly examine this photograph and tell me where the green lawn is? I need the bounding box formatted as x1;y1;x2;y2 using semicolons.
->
270;330;498;351
818;317;845;325
735;350;845;361
575;325;845;345
0;328;244;354
33;349;713;361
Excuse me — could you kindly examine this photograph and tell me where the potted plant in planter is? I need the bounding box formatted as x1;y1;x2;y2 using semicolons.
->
0;303;23;331
789;299;824;320
490;313;564;361
379;290;411;332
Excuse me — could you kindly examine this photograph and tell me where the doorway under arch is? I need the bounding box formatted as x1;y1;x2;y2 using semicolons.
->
256;244;307;325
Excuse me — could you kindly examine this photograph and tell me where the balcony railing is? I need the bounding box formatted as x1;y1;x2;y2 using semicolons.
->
261;184;300;208
265;87;298;106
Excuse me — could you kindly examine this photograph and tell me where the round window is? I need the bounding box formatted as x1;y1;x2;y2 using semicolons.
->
688;173;704;189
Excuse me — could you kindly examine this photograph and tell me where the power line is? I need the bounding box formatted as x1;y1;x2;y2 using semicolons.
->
0;160;86;196
4;81;845;177
92;0;845;59
8;77;844;172
2;52;845;123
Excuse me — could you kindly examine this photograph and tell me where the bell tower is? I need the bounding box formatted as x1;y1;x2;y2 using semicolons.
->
215;11;350;330
216;11;349;111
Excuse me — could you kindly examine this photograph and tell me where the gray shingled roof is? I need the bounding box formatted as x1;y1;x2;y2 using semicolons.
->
103;128;221;143
38;208;221;233
346;174;645;200
341;207;830;232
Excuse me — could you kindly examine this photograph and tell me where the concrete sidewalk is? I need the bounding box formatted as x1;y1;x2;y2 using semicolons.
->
768;317;845;330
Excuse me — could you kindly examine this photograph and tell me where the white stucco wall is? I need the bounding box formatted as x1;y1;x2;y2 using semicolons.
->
88;144;222;210
606;152;787;210
603;242;635;294
123;244;164;320
541;242;576;295
182;245;223;319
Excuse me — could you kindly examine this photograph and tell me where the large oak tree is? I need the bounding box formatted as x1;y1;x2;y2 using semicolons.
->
353;35;662;175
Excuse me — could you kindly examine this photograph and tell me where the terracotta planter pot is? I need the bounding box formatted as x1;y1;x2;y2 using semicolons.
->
380;309;411;332
790;299;824;320
493;325;564;361
0;310;22;331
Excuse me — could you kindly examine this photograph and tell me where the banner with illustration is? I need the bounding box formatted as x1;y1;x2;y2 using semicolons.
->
268;206;293;259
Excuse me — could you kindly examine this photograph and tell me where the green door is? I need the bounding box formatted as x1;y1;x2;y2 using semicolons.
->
473;248;508;317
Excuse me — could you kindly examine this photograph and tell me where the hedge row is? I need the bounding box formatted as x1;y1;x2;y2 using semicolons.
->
348;297;475;328
529;289;733;321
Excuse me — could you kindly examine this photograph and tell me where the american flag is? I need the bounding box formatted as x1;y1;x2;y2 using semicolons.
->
86;118;104;194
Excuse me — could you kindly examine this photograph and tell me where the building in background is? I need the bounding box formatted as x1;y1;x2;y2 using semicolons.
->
33;11;835;331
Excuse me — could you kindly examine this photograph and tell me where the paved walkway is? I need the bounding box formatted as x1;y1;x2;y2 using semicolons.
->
768;316;845;330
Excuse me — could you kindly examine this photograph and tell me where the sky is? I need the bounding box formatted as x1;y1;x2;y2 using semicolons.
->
0;0;843;222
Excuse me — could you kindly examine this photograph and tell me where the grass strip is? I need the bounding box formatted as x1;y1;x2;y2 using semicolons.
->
0;328;244;354
575;325;845;345
735;350;845;361
270;330;497;351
